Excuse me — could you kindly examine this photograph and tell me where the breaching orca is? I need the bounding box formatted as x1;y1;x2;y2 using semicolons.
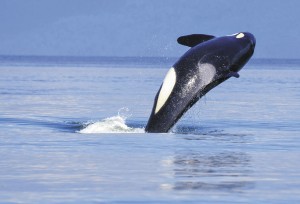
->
145;32;256;133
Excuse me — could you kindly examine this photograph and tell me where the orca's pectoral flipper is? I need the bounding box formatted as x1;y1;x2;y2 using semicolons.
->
227;71;240;78
177;34;215;47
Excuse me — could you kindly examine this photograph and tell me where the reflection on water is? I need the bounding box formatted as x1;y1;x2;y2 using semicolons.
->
161;135;254;193
173;151;254;192
173;181;253;191
173;124;249;138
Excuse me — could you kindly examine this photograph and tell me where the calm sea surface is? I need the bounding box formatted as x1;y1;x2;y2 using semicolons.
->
0;56;299;203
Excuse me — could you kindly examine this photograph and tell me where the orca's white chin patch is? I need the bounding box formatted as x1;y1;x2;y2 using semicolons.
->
155;67;176;114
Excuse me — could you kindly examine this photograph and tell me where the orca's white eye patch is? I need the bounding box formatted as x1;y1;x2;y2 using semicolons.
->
236;33;245;38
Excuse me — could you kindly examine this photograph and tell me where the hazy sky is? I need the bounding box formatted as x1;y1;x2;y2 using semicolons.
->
1;0;299;58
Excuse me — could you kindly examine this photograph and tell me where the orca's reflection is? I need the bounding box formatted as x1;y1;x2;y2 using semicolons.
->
162;150;254;192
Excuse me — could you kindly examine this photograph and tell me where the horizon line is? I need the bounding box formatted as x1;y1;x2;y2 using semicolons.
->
0;54;300;61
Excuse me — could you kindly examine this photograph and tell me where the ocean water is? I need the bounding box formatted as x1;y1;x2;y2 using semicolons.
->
0;56;299;203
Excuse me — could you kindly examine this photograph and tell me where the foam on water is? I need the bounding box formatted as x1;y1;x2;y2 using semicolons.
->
79;108;144;134
79;116;144;134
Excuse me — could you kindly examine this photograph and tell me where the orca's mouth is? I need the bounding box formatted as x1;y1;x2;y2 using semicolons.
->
246;33;256;52
251;39;256;48
250;35;256;48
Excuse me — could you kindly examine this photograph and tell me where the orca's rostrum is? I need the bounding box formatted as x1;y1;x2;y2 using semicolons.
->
145;32;256;133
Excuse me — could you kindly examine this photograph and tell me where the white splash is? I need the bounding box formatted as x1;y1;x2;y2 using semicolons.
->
79;108;144;134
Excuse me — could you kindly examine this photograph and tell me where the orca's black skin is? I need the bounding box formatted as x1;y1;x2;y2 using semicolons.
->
145;32;256;133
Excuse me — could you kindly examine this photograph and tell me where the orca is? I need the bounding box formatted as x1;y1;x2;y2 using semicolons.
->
145;32;256;133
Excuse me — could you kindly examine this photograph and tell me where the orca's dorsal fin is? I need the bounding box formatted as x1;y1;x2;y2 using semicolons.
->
177;34;215;47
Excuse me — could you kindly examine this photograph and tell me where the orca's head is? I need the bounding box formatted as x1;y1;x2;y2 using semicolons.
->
228;32;256;73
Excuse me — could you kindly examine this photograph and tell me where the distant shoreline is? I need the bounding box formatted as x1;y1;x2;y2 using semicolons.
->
0;55;299;68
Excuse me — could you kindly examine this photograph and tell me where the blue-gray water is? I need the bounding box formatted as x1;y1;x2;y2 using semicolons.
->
0;56;299;203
